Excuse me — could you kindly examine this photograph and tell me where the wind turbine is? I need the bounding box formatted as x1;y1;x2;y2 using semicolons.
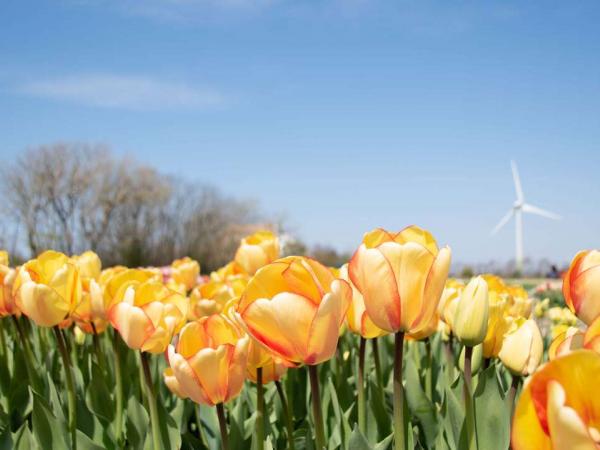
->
491;161;561;273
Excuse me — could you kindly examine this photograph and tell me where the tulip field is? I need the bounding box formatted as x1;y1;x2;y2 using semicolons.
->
0;227;599;450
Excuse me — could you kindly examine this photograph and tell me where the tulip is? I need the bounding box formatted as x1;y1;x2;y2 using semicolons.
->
548;327;584;360
0;264;18;317
459;343;483;374
482;288;511;359
163;367;188;399
348;226;450;450
72;250;102;281
210;261;247;282
237;256;351;366
0;251;7;267
189;276;248;320
512;350;600;450
584;315;600;353
234;230;279;275
563;249;600;325
237;255;350;448
171;257;200;291
14;250;82;327
438;279;464;330
339;264;386;339
453;277;489;347
506;285;533;318
498;318;543;376
108;271;188;354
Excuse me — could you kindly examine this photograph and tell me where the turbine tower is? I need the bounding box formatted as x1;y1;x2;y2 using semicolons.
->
491;161;561;273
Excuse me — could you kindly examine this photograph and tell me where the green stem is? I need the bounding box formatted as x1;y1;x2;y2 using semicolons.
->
358;337;366;434
393;331;406;450
90;323;106;372
372;338;383;388
308;365;325;450
444;334;455;381
425;337;433;400
256;367;265;450
507;376;520;421
275;380;295;450
463;346;476;450
54;326;77;450
216;402;230;450
194;404;207;446
111;331;124;444
140;351;161;450
12;316;40;391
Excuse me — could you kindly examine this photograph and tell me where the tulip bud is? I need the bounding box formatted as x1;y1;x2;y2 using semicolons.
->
234;231;279;275
563;249;600;325
72;251;102;281
170;257;200;291
498;318;543;376
453;277;489;346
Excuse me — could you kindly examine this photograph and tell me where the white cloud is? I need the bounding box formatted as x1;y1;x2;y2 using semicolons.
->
18;74;224;111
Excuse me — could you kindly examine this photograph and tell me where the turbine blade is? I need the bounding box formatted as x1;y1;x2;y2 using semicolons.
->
491;209;514;235
522;203;562;220
511;160;524;202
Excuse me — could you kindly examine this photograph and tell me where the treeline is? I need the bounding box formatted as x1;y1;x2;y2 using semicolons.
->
0;143;262;271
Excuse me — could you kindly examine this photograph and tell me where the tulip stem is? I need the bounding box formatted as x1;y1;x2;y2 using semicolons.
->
275;380;295;450
90;323;106;372
216;402;230;450
424;337;433;400
111;331;124;445
308;365;325;450
463;346;476;450
507;376;520;420
256;367;265;450
54;326;77;450
444;333;455;381
358;337;367;434
393;331;406;450
372;338;383;387
140;351;161;450
194;404;207;446
12;316;40;391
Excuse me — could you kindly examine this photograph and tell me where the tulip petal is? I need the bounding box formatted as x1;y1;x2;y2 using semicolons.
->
306;280;351;365
572;265;600;325
109;302;153;350
19;282;70;327
169;348;212;405
226;337;249;402
188;346;230;405
413;246;451;332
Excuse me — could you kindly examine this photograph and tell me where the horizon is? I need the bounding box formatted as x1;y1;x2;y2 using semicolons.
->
1;0;599;265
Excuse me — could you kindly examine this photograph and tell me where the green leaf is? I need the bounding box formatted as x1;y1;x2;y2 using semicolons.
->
31;392;68;449
473;366;510;450
85;361;114;423
405;356;440;447
125;396;149;450
348;426;371;450
76;430;105;450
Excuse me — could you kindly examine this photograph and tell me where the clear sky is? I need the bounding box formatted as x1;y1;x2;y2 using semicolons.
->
1;0;599;265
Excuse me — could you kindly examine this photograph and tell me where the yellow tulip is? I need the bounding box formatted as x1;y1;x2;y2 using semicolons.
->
72;251;102;281
71;279;107;333
339;264;386;339
210;261;247;282
170;257;200;291
512;350;600;450
507;285;533;318
14;251;82;327
108;273;188;354
167;314;249;405
563;249;600;325
237;256;351;365
189;276;248;320
407;312;442;341
498;318;543;376
245;334;290;383
0;263;18;317
246;357;288;384
482;291;511;358
438;279;464;330
453;276;489;346
348;226;451;334
234;230;279;275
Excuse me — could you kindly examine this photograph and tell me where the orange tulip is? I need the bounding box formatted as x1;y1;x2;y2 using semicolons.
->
237;256;351;365
210;261;247;282
563;250;600;325
584;316;600;353
234;230;279;275
339;264;386;339
170;257;200;291
512;350;600;450
163;367;188;399
14;251;82;327
167;314;249;405
108;270;188;353
188;276;248;320
348;226;451;334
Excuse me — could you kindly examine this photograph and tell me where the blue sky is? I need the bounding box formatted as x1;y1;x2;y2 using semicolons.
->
1;0;599;265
